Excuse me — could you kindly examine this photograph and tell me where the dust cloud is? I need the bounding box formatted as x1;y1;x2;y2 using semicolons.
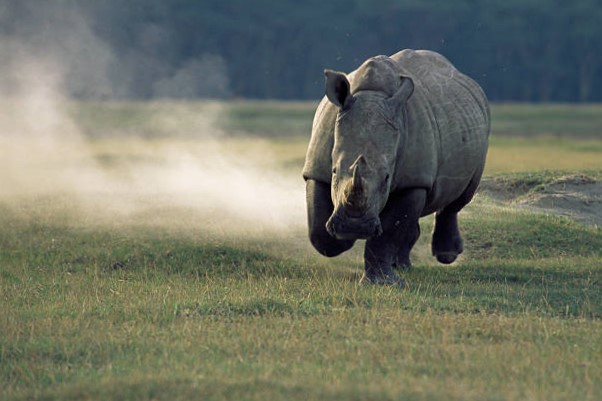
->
0;5;306;233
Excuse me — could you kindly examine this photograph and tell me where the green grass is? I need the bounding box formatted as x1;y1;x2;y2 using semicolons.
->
2;101;602;400
69;100;602;139
492;103;602;138
486;136;602;174
70;100;316;138
2;203;601;401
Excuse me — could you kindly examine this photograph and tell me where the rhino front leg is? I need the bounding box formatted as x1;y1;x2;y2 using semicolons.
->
306;179;355;257
363;188;426;287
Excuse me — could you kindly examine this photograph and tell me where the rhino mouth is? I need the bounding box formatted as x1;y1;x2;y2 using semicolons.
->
325;207;383;240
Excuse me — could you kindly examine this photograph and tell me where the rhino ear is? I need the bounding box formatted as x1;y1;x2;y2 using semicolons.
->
388;75;414;109
324;69;353;109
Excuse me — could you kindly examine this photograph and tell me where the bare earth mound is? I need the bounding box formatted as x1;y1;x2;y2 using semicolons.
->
518;175;602;226
480;174;602;227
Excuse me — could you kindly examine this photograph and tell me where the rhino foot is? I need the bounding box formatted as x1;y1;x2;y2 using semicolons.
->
360;270;405;288
434;251;460;264
432;235;464;264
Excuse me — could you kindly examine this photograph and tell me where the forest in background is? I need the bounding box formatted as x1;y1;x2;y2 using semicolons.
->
1;0;601;102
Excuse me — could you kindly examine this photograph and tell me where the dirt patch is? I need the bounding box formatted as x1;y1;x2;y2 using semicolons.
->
518;175;602;226
480;174;602;227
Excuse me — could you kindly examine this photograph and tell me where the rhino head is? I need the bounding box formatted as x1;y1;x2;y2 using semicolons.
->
323;67;414;240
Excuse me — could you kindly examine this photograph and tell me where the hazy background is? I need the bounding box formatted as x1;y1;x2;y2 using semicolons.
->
1;0;600;102
0;1;309;230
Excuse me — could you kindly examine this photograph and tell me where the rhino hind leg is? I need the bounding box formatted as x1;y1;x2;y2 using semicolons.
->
362;188;426;287
306;179;355;257
432;172;482;264
432;212;463;264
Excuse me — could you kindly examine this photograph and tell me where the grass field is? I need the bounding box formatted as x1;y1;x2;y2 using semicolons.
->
1;101;601;400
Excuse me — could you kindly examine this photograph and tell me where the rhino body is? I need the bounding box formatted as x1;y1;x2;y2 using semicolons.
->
303;49;490;287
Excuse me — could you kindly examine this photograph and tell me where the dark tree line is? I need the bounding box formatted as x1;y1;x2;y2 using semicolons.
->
1;0;601;102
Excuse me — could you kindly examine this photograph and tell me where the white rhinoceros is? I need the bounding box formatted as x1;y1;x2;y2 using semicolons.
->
303;49;490;287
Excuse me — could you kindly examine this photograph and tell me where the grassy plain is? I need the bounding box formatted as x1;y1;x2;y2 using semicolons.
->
1;101;601;400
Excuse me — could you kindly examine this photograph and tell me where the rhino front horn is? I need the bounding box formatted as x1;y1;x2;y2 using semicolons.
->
352;159;363;190
343;160;368;214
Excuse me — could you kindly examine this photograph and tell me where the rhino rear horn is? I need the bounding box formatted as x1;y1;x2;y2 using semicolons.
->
324;70;354;110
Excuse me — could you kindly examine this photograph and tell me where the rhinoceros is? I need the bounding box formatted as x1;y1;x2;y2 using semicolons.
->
302;49;490;287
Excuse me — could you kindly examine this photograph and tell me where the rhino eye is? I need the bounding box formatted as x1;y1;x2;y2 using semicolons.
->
332;167;337;175
384;174;390;183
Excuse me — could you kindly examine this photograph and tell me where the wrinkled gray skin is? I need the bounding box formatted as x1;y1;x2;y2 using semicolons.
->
303;49;490;287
